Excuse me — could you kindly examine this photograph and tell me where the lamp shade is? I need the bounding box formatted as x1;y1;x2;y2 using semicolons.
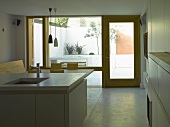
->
54;38;58;47
48;34;53;43
54;8;58;47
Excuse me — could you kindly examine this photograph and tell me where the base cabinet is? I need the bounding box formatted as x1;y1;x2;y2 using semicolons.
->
151;86;158;127
157;102;170;127
36;94;65;127
150;82;170;127
149;58;158;93
0;79;87;127
149;57;170;127
0;94;35;127
36;79;87;127
158;66;170;119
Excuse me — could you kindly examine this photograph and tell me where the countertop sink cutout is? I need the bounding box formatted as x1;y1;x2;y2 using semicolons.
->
4;78;49;85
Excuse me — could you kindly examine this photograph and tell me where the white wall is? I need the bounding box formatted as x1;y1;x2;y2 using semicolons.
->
0;13;16;63
140;0;148;88
140;18;147;88
15;15;26;66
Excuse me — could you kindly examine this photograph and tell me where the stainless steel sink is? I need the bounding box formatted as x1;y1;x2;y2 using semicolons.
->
5;78;49;85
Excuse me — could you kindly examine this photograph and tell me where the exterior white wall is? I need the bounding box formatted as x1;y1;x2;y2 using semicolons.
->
49;26;102;56
0;13;16;63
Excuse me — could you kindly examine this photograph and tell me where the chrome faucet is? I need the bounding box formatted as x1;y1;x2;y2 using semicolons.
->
30;63;40;77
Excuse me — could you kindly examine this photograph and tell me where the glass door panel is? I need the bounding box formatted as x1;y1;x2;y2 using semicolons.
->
109;22;134;79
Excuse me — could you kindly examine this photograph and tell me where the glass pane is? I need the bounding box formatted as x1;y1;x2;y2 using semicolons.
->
33;18;43;66
48;17;102;67
109;22;134;79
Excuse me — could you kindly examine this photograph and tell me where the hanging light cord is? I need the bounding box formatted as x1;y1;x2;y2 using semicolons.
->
49;8;52;35
54;8;57;38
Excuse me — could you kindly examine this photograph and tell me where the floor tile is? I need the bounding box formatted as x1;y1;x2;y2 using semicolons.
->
84;88;149;127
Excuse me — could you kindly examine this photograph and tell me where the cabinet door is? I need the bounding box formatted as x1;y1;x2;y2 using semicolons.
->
158;102;170;127
158;66;170;119
36;94;65;127
165;0;170;52
0;94;35;127
151;88;158;127
149;58;159;93
69;79;87;127
151;0;165;51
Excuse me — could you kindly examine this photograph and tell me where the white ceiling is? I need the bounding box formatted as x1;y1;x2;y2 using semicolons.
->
0;0;147;16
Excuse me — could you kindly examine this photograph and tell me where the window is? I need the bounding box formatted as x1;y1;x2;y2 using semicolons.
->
27;16;102;69
33;18;43;66
48;17;102;67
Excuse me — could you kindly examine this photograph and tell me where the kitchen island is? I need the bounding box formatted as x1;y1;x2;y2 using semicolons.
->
0;72;89;127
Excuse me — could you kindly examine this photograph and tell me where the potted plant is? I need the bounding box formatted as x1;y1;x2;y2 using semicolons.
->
65;43;74;54
75;42;85;55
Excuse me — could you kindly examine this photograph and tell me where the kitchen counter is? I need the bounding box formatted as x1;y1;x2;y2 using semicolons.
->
0;72;89;127
148;52;170;126
149;52;170;73
0;73;86;93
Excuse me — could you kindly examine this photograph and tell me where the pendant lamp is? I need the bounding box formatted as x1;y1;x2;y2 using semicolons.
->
48;8;53;44
54;8;58;47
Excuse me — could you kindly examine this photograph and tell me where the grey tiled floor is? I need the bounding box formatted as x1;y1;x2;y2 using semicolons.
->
85;72;149;127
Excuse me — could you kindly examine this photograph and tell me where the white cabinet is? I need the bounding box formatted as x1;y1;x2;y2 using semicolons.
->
158;66;170;119
151;87;170;127
149;56;170;127
158;102;170;127
149;58;159;93
0;94;35;127
151;0;165;51
164;0;170;52
0;79;87;127
69;79;87;127
36;79;87;127
36;94;65;127
151;87;158;127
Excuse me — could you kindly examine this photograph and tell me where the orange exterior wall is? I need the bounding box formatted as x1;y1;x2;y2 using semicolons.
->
116;31;134;54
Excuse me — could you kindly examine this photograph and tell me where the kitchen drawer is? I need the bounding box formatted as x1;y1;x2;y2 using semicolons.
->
158;66;170;119
149;58;159;93
157;100;170;127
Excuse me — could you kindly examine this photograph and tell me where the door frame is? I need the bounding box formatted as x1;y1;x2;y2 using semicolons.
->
102;15;141;88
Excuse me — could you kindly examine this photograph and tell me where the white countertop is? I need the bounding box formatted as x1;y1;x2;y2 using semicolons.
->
0;73;86;93
149;52;170;73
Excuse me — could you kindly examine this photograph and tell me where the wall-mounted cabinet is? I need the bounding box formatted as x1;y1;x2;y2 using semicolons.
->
150;0;165;51
164;0;170;52
149;0;170;52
